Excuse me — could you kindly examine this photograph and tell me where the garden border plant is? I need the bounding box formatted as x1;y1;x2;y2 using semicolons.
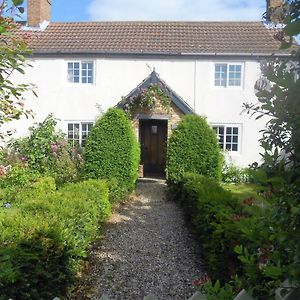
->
85;108;140;201
0;177;111;300
167;114;222;183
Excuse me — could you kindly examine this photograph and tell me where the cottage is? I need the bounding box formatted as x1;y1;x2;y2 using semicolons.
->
9;0;289;175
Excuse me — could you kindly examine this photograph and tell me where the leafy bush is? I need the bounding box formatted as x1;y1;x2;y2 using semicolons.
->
222;163;250;184
0;164;39;203
0;178;110;299
175;173;244;282
166;115;222;183
173;172;296;299
85;108;140;201
10;115;84;185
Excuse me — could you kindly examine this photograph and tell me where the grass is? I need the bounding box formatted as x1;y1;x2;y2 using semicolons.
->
222;183;267;203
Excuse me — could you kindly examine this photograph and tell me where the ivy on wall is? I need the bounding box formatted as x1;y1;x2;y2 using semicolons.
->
123;84;171;118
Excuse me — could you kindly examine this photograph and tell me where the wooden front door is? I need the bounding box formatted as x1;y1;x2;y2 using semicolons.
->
140;119;168;176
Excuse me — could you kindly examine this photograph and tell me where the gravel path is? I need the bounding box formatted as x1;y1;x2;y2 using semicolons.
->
88;178;204;300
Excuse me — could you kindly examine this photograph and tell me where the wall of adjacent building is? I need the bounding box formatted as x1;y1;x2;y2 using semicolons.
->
6;55;268;167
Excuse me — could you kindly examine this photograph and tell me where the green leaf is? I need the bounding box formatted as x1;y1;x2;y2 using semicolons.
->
12;0;24;6
263;265;282;278
284;19;300;36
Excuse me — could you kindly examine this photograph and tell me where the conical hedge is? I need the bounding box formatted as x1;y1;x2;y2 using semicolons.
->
85;108;140;200
167;114;222;182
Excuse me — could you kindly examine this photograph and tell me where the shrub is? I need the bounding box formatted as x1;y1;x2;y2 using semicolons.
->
176;173;244;281
166;115;222;183
222;163;250;184
0;164;39;203
85;108;140;201
10;115;84;185
0;178;110;299
173;173;285;299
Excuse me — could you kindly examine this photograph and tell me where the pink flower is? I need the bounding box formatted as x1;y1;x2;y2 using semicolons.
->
51;144;58;153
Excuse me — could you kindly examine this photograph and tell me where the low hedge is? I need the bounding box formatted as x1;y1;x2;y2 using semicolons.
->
174;173;244;281
0;177;110;300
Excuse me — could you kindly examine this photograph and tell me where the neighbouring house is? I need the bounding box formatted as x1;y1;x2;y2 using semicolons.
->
8;0;289;176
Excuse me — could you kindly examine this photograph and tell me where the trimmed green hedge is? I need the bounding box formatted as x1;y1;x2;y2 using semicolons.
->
85;108;140;201
173;173;270;292
0;177;110;300
166;115;222;183
174;173;243;281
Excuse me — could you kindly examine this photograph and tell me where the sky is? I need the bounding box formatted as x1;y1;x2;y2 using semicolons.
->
18;0;266;22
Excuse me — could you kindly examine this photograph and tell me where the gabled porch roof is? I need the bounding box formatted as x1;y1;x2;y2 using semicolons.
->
116;70;195;115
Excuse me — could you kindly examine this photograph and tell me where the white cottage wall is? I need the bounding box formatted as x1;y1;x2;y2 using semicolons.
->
6;55;266;167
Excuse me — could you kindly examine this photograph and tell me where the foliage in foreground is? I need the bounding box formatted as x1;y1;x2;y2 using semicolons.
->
85;108;140;201
0;0;35;140
167;115;222;183
0;177;110;300
8;114;84;185
172;170;300;300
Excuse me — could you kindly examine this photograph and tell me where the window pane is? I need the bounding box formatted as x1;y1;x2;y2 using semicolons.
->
233;136;238;143
215;64;227;87
74;62;80;69
226;127;232;134
81;62;93;84
233;127;239;135
228;64;242;86
232;144;238;151
226;136;232;143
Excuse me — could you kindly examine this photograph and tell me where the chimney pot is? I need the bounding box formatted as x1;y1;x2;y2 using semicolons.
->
27;0;51;27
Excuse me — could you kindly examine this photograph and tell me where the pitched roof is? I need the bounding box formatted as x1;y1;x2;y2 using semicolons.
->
26;21;290;56
117;70;195;115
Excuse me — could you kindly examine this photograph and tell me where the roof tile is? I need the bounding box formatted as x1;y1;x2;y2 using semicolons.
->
23;21;291;55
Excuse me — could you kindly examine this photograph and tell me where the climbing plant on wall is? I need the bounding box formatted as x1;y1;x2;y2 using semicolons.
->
123;84;171;118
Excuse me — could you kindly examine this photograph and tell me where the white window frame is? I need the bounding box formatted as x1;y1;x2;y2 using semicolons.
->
67;61;95;85
213;62;244;89
67;121;94;147
211;123;242;153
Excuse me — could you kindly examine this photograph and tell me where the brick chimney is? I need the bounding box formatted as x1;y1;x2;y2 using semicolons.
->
266;0;283;22
27;0;51;27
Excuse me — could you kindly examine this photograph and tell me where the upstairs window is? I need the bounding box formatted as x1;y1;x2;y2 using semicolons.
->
212;125;240;152
68;122;93;147
68;61;94;84
214;63;242;87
